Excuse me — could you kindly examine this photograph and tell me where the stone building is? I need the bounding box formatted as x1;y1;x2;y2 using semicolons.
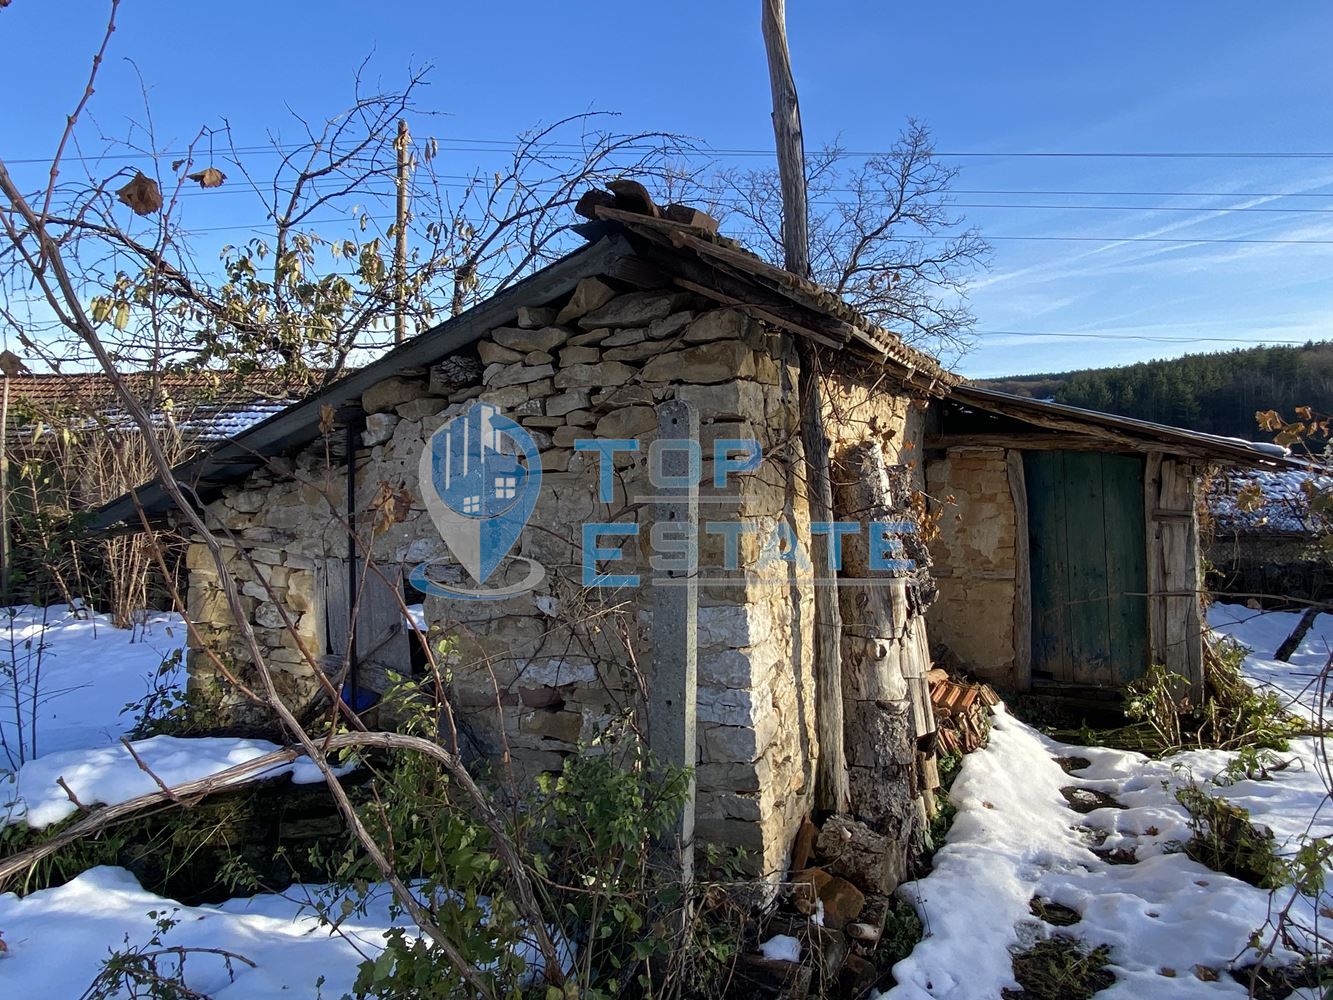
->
94;192;1295;883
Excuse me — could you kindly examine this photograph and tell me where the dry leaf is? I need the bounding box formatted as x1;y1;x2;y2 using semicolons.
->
116;171;163;216
368;481;413;534
171;159;186;171
318;404;336;437
0;350;29;377
187;166;226;188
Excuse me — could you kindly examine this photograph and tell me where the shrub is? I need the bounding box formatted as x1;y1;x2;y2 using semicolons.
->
1175;782;1285;889
1005;936;1114;1000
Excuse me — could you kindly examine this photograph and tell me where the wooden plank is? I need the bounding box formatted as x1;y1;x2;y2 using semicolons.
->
1101;453;1150;685
1024;451;1070;682
927;433;1147;452
355;565;411;696
1144;453;1167;673
1062;451;1112;685
1006;450;1032;690
1156;459;1205;696
322;557;350;667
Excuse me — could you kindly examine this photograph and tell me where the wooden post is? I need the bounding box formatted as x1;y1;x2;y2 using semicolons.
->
801;366;849;815
761;0;846;816
649;399;699;886
760;0;810;277
393;119;411;346
0;375;10;604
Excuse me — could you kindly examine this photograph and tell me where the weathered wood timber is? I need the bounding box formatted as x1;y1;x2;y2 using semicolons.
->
801;364;850;816
1146;455;1205;697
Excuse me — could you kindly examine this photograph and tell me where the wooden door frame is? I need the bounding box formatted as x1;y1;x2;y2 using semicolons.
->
1144;453;1205;698
1006;450;1033;691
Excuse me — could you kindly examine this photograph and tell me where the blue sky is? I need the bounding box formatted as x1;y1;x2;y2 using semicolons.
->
4;1;1333;377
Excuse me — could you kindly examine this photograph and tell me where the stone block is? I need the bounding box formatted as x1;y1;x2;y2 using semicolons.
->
601;327;647;347
553;362;637;389
517;305;557;329
591;384;654;408
362;412;399;447
555;277;616;324
647;311;692;341
676;380;765;422
558;345;600;367
483;362;555;389
683;308;749;343
593;406;656;439
603;341;666;363
578;291;684;329
491;326;569;354
362;376;422;414
567;327;611;347
479;386;531;410
395;397;446;421
478;340;524;365
639;341;756;384
546;389;590;417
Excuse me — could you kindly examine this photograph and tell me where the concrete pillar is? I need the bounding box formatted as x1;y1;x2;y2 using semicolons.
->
648;398;699;885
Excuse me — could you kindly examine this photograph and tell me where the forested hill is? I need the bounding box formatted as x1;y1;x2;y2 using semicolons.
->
975;341;1333;441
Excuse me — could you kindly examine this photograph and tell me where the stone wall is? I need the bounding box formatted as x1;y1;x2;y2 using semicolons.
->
923;446;1020;687
186;277;825;879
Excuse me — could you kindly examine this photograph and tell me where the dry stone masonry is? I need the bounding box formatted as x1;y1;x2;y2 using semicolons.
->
185;271;942;887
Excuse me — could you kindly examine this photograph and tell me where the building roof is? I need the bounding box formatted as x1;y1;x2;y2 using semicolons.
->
3;371;299;445
88;191;1299;532
944;384;1298;469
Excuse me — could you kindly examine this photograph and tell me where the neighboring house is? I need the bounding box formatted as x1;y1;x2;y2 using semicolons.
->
1206;466;1330;604
92;191;1296;885
2;371;296;450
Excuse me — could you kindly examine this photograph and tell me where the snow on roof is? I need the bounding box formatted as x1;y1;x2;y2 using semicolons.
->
3;372;305;444
1208;466;1330;534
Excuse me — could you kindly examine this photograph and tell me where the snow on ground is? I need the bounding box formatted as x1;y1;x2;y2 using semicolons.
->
0;867;396;997
888;604;1333;1000
1;735;338;828
0;603;185;769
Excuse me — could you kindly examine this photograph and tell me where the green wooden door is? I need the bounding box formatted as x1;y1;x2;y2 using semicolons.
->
1024;451;1149;686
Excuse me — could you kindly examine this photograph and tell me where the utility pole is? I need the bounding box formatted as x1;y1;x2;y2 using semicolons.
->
760;0;850;815
393;118;411;346
0;374;9;604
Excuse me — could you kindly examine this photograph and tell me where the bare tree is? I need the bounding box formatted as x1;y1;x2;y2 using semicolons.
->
0;64;691;389
712;121;990;361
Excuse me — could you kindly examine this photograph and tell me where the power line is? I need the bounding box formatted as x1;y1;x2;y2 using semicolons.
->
949;202;1333;215
974;330;1318;344
149;216;1333;245
160;182;1333;216
951;188;1333;199
10;140;1333;168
